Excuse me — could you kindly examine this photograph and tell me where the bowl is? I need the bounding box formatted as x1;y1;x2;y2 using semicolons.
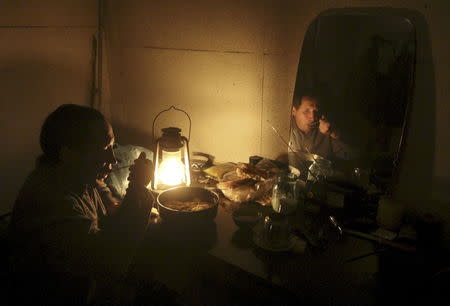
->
157;186;219;223
232;202;264;228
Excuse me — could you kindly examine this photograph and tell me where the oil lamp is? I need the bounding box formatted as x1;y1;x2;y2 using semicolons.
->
152;106;191;191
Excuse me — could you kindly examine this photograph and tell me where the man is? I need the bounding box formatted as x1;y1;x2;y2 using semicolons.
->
9;104;153;305
289;93;355;170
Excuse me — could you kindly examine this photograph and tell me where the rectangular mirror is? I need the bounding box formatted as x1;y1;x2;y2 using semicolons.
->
290;10;416;193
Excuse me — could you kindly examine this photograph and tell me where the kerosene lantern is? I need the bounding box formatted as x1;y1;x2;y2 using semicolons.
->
152;106;191;191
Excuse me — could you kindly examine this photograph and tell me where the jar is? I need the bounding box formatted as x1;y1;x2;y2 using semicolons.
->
271;175;298;215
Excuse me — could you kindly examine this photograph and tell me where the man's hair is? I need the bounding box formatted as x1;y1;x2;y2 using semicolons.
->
292;89;321;109
39;104;106;165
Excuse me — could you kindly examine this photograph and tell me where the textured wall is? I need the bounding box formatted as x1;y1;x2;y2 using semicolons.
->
103;0;449;230
0;1;97;213
1;1;449;229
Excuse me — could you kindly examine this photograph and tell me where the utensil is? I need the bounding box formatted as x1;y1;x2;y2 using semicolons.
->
343;228;416;252
329;216;343;237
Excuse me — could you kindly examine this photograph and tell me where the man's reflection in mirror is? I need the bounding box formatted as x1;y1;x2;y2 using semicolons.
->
288;91;356;171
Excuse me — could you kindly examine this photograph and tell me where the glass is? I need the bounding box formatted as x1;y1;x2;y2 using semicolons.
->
271;175;299;215
294;192;329;249
353;167;370;189
307;158;333;182
262;214;290;249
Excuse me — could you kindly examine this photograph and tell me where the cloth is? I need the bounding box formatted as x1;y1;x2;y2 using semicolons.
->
9;163;152;305
288;123;355;169
106;143;153;199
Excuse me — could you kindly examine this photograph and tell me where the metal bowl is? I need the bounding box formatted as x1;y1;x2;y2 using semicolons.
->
157;186;219;223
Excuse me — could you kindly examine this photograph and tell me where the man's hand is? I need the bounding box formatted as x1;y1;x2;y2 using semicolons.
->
121;152;154;221
127;152;153;188
319;116;340;139
319;116;331;135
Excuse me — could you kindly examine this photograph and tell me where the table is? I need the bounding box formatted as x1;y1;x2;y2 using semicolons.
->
131;200;447;306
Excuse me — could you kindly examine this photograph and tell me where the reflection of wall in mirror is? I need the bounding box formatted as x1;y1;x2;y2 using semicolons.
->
306;15;414;167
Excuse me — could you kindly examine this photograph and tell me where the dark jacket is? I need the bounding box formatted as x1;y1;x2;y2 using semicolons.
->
10;164;152;305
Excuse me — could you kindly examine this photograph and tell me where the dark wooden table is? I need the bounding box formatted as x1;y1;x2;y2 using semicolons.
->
130;200;448;306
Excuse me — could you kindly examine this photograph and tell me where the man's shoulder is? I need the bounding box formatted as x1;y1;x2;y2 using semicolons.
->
13;167;88;226
15;167;52;205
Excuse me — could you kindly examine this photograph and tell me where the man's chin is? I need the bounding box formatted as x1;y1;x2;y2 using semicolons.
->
300;126;311;133
96;172;109;181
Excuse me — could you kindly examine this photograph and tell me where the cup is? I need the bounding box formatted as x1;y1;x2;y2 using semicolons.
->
307;158;333;182
271;177;299;215
262;214;290;248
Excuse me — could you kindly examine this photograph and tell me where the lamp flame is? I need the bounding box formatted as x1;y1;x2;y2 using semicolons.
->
157;150;186;186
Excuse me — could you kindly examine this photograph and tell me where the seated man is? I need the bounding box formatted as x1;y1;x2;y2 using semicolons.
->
9;104;153;305
289;93;355;170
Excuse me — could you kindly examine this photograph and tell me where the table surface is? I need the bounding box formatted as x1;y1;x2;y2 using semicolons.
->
131;198;444;306
210;204;380;305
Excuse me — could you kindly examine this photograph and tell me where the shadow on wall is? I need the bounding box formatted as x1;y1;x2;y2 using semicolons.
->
0;58;90;213
112;122;155;153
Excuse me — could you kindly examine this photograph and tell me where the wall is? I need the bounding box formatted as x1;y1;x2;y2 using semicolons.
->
1;1;449;233
104;0;449;221
0;0;97;213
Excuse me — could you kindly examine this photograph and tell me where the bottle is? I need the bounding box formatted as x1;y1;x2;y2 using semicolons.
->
272;175;298;215
271;176;283;213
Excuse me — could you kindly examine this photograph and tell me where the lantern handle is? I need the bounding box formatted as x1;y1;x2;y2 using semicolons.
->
152;105;192;141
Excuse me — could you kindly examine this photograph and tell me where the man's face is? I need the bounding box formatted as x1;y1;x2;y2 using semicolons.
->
66;120;117;186
292;97;318;133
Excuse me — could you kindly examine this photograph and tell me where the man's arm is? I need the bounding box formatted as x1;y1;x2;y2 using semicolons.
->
318;116;357;160
35;186;152;281
330;137;358;160
43;153;153;280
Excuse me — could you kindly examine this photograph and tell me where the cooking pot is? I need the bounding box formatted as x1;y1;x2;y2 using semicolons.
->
157;186;219;223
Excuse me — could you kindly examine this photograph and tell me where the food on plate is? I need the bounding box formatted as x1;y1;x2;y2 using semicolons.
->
216;178;259;203
235;163;269;180
203;162;237;180
216;177;276;204
164;198;214;212
208;158;289;205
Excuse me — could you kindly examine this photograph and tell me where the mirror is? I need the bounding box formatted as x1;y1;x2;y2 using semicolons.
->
289;11;415;192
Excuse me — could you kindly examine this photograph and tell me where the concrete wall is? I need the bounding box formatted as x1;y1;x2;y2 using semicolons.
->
1;1;449;232
104;0;449;219
0;1;97;213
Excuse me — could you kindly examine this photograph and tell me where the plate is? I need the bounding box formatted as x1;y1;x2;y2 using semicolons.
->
253;233;295;252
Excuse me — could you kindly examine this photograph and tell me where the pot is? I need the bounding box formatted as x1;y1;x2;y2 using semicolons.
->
157;186;219;223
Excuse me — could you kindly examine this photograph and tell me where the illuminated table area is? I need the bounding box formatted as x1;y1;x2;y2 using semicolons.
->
129;194;446;306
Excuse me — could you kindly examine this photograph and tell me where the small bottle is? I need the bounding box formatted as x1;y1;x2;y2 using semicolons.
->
271;176;283;213
272;175;298;214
